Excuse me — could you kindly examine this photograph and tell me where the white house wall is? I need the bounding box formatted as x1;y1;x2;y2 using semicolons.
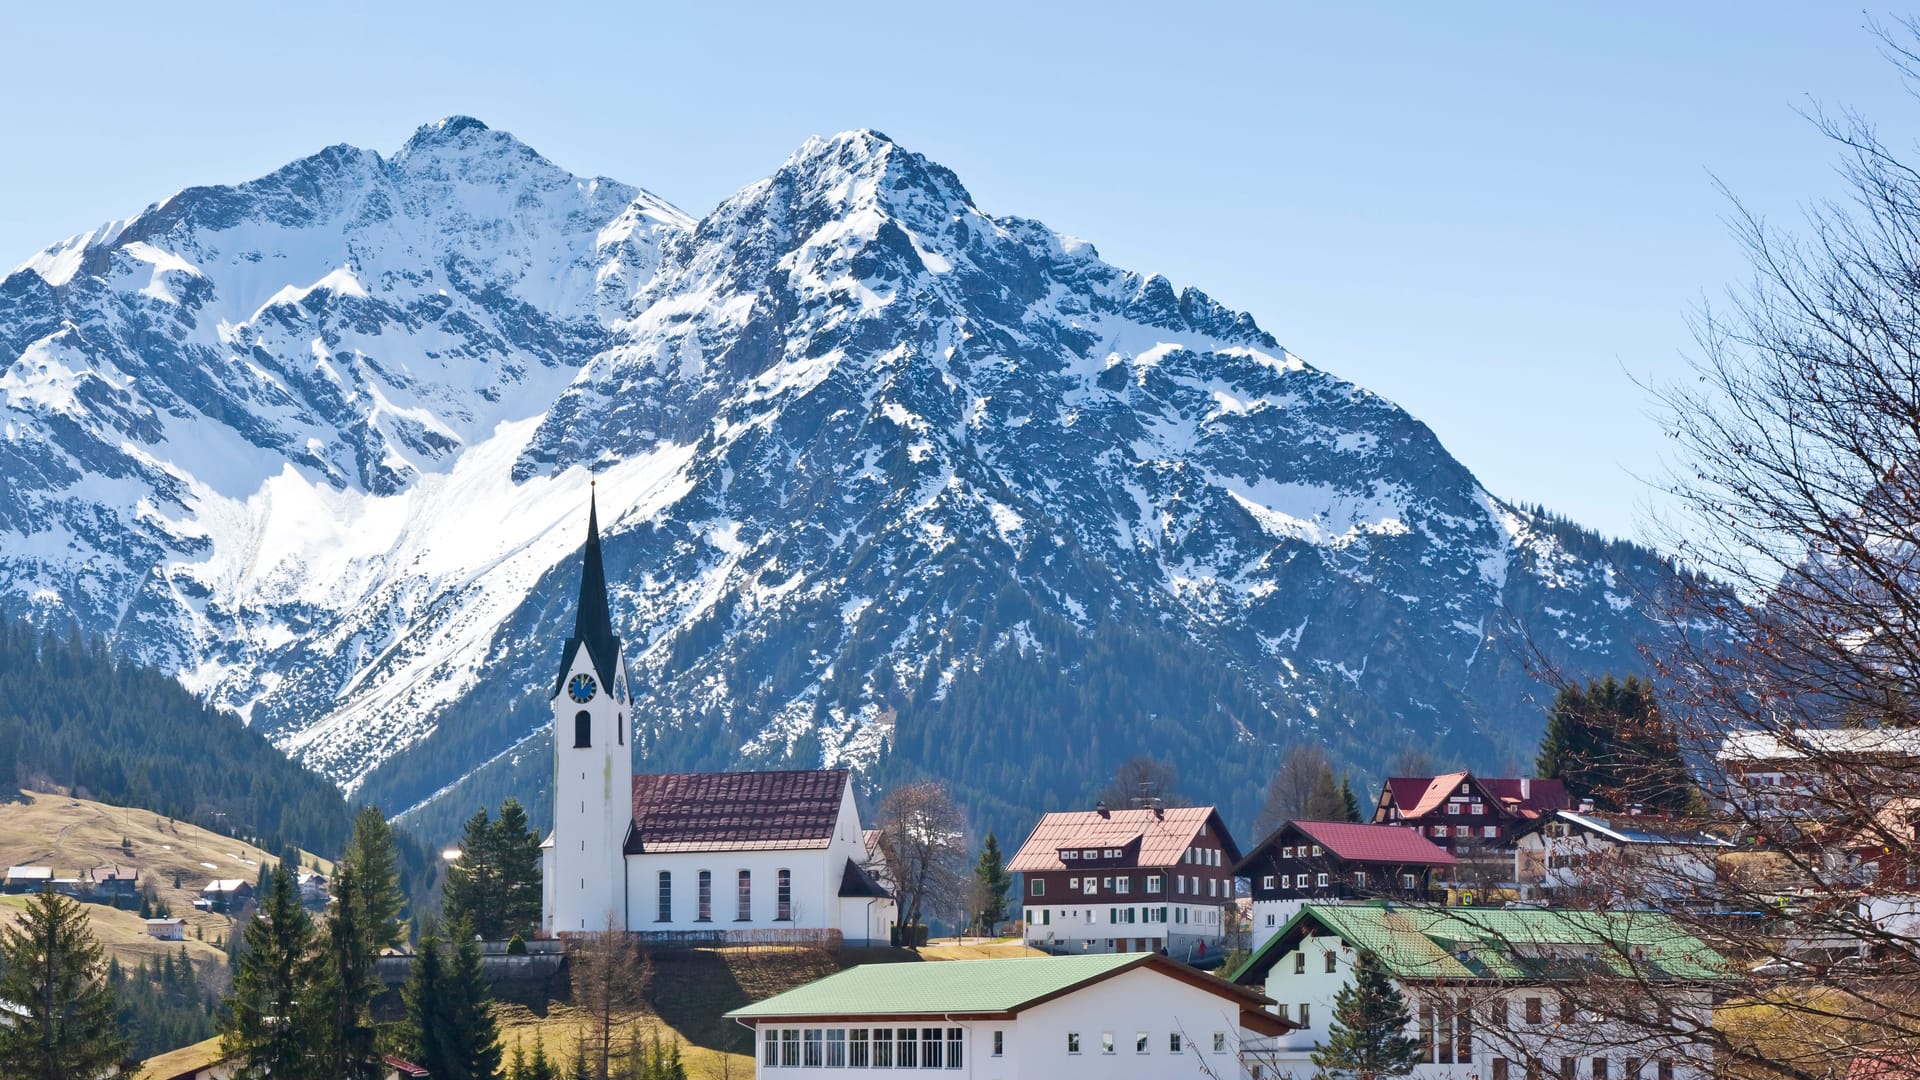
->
1022;902;1226;958
1254;937;1714;1080
745;966;1262;1080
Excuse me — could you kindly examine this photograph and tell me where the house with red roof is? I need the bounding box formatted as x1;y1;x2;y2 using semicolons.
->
1233;820;1457;952
1008;804;1240;958
540;499;895;946
1370;772;1568;877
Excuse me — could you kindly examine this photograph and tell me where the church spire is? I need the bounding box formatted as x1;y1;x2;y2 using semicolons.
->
556;484;622;695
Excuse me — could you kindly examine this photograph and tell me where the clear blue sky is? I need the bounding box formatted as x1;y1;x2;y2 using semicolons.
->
2;3;1906;543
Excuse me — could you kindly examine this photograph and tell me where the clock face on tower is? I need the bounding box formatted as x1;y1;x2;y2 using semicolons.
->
567;672;598;704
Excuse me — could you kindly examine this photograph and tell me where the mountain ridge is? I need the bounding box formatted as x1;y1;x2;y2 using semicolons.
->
0;117;1673;840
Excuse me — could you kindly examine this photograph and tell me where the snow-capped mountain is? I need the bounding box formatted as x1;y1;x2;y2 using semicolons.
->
0;118;1671;835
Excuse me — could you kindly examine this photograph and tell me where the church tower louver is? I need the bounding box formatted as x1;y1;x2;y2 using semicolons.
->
543;488;634;934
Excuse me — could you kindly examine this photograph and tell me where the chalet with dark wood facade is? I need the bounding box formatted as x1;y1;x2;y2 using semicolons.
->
1010;804;1239;957
1370;772;1568;858
1235;820;1456;951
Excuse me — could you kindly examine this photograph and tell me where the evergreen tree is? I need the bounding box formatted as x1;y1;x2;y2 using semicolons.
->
527;1036;557;1080
443;808;500;938
493;798;544;939
315;865;381;1079
404;930;449;1075
221;864;325;1080
406;919;503;1080
971;831;1012;933
445;801;545;941
1536;675;1694;815
1310;952;1422;1080
0;888;131;1080
341;805;408;955
1339;774;1364;823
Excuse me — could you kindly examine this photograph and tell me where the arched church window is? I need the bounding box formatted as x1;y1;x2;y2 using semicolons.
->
618;713;624;745
777;868;792;920
737;870;752;921
657;870;671;922
574;711;591;748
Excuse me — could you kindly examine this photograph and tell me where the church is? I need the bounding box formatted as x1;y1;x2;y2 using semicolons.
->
540;496;896;946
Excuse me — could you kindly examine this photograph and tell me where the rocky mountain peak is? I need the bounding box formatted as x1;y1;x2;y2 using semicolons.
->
0;123;1674;842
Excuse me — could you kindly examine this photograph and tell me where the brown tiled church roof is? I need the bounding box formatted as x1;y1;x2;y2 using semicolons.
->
624;769;849;854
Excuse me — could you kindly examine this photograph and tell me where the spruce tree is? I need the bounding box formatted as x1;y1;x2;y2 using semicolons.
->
341;804;408;954
1338;774;1363;822
315;865;381;1079
221;864;325;1080
0;888;131;1080
445;920;505;1080
443;807;497;937
1310;952;1422;1080
494;799;544;939
1536;675;1694;814
971;831;1012;933
405;930;449;1074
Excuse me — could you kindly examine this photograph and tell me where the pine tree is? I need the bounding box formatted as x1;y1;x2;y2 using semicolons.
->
1338;774;1363;823
221;864;325;1079
341;804;408;955
0;888;131;1080
1310;952;1422;1080
971;831;1012;933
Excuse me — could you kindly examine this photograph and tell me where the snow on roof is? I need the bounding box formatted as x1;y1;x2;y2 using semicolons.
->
1717;728;1920;763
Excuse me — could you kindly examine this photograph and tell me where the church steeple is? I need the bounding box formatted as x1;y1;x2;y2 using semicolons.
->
555;485;622;696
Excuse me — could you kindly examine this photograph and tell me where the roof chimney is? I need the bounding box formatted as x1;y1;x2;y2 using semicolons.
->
1095;801;1110;818
1521;778;1532;800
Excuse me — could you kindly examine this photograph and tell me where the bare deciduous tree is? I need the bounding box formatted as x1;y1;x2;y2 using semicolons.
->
1256;743;1345;837
874;781;970;934
569;917;652;1080
1095;756;1189;810
1500;21;1920;1079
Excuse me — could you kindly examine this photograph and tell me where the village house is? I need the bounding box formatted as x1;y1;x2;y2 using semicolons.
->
1512;808;1730;907
540;497;895;945
296;868;330;909
1232;902;1725;1080
2;865;51;893
1371;773;1569;880
196;879;253;913
725;952;1291;1079
1716;729;1920;820
1009;803;1240;959
1234;820;1457;952
89;862;138;900
146;917;187;941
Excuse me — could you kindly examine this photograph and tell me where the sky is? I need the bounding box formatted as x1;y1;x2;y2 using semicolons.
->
0;3;1909;543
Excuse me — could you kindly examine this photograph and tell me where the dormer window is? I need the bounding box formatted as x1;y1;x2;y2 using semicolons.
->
1063;851;1076;861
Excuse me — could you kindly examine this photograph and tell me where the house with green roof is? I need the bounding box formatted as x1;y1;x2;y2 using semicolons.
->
1229;902;1728;1080
725;951;1291;1078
